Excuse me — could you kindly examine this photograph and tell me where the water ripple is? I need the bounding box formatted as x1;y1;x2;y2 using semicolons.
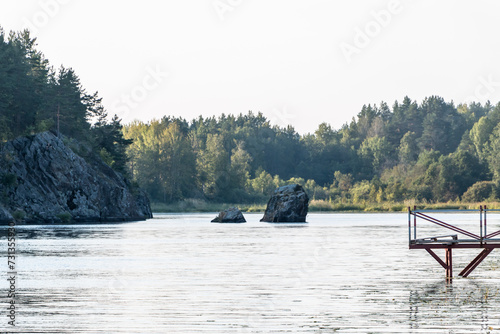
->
0;213;499;333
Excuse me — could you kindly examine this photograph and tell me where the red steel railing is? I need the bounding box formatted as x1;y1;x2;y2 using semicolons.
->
408;206;500;245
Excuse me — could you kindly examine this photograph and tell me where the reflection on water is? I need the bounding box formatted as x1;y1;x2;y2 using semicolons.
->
0;213;500;333
409;280;499;332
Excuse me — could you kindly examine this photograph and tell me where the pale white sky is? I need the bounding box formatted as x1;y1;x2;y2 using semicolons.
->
1;0;500;134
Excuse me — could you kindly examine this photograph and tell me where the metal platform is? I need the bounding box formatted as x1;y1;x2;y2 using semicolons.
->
408;206;500;281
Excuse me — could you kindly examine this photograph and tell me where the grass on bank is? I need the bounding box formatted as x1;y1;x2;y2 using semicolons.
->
151;199;500;213
310;199;500;212
151;199;266;213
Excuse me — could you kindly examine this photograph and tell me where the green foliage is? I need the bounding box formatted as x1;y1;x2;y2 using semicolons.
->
36;118;55;133
91;114;132;174
124;118;196;202
123;96;500;206
349;180;372;204
358;136;391;177
250;170;275;196
470;116;495;160
462;181;495;202
99;148;114;167
418;96;466;154
0;28;130;175
398;131;418;165
485;122;500;182
12;210;25;220
56;212;72;223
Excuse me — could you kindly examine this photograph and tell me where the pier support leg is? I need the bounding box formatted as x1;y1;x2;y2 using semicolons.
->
425;248;453;281
445;247;452;281
425;247;453;282
423;247;495;280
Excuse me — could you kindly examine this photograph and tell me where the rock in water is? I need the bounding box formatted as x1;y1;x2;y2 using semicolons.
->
0;132;152;224
211;207;246;223
260;184;309;222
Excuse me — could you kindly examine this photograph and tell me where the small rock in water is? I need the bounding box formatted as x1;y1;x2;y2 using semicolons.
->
211;207;246;223
260;184;309;222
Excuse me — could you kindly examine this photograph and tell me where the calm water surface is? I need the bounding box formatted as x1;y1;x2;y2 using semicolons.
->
1;213;500;333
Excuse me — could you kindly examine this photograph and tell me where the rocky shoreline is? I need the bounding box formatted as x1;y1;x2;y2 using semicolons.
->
0;132;152;224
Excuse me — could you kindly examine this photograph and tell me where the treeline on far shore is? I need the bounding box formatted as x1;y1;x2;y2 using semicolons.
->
4;28;500;212
124;96;500;209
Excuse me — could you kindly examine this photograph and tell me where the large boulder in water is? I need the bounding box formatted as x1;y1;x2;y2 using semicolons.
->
211;207;246;223
260;184;309;222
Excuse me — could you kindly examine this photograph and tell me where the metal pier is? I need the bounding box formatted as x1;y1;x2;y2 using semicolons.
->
408;206;500;282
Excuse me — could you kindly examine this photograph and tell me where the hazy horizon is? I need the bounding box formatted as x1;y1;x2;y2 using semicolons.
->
1;0;500;134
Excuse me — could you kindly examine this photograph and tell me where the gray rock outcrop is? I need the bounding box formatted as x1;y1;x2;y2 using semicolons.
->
211;207;246;223
0;132;152;224
260;184;309;222
0;205;13;224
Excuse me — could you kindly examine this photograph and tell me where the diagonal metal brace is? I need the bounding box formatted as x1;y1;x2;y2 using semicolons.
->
415;212;480;239
459;248;494;277
425;248;453;280
425;248;448;269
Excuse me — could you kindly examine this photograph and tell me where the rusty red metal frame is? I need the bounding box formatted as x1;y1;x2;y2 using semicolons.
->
408;206;500;281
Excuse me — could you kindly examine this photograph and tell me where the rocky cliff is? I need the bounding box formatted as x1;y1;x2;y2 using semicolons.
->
0;132;152;224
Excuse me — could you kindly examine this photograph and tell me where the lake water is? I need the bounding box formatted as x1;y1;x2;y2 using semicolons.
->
1;212;500;333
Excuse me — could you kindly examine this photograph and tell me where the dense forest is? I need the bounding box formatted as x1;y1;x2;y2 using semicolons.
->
0;28;131;174
2;28;500;209
123;98;500;206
